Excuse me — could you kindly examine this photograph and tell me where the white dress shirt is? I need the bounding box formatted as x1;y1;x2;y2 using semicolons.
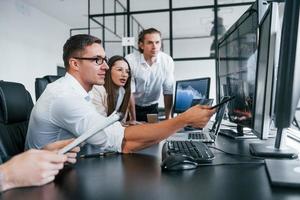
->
25;73;125;153
90;85;125;116
125;51;175;106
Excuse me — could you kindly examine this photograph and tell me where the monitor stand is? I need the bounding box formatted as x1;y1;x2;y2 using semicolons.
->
219;125;257;139
249;128;298;158
265;159;300;187
249;143;298;158
251;128;299;187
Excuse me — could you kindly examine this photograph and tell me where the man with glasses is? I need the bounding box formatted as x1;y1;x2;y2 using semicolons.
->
25;34;215;154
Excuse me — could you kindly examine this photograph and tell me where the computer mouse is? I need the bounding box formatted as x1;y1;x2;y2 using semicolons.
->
161;154;198;171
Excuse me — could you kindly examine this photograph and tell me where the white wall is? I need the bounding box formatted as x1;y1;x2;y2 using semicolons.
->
174;60;216;100
0;0;70;101
0;0;244;107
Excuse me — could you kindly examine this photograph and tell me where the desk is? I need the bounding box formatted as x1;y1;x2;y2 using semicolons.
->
1;136;300;200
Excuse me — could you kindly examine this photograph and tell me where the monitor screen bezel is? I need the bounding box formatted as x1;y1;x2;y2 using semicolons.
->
252;4;273;139
274;0;300;129
173;77;211;114
216;1;259;130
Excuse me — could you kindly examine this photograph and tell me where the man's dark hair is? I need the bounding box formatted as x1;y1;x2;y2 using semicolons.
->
138;28;161;53
63;34;101;70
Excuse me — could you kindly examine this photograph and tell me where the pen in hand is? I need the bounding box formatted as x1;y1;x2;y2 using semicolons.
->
80;151;117;159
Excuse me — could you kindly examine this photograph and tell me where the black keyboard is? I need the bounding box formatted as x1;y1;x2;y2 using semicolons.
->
188;132;207;140
162;140;215;163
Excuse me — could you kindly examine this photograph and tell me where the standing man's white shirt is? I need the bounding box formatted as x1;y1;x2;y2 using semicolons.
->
126;51;175;106
25;73;125;154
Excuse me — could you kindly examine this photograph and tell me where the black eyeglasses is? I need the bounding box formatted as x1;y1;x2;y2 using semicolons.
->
73;56;108;65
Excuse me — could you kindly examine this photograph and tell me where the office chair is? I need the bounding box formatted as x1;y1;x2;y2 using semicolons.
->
35;75;61;100
0;81;33;162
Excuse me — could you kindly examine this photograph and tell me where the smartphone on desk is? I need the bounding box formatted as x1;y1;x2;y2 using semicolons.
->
210;96;235;110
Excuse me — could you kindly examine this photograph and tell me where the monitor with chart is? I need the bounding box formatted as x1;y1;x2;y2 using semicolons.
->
173;77;210;114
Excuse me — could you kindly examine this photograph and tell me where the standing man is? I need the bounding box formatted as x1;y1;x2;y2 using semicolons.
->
25;34;215;154
126;28;174;122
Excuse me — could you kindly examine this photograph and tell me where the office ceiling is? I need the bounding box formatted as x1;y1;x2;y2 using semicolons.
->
26;0;88;28
25;0;252;27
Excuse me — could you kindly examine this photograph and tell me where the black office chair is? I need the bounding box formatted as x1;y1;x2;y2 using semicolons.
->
35;75;61;100
0;81;33;162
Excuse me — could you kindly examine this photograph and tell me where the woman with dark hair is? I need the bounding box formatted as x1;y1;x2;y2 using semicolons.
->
91;55;132;122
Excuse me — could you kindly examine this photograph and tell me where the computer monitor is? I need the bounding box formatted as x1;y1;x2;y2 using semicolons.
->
264;1;300;187
252;3;279;140
173;77;210;114
217;2;259;137
249;0;300;158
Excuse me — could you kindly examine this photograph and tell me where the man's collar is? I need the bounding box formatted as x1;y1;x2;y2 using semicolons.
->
65;73;91;101
140;51;161;65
